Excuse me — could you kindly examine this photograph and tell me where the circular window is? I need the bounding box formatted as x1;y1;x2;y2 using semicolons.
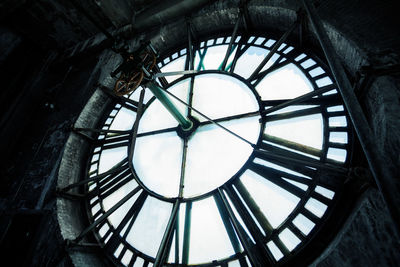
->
58;34;352;266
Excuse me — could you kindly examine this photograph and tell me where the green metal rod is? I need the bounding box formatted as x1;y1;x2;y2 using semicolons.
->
147;82;193;130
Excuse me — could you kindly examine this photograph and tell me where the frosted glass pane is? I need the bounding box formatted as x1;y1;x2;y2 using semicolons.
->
282;178;308;191
129;87;154;104
293;213;315;235
192;74;259;121
300;58;316;69
315;77;333;87
240;170;300;228
267;241;283;261
99;148;127;173
139;79;190;133
133;257;144;267
327;148;347;162
99;223;109;237
160;55;187;83
121;250;133;266
229;260;241;267
184;118;259;197
309;67;325;77
315;186;335;199
265;114;323;150
234;47;279;79
201;45;228;70
329;116;347;127
102;181;140;228
234;46;270;79
253;157;311;179
327;105;344;112
109;108;136;131
256;63;313;100
305;198;327;218
134;132;182;197
278;228;301;251
189;197;235;264
127;197;172;257
183;73;260;197
329;132;348;144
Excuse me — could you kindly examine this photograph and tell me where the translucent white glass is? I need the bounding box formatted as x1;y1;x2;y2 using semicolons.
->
160;55;187;83
293;213;315;235
329;132;348;144
278;228;301;251
109;108;136;131
315;186;335;199
189;197;236;264
327;147;347;162
256;63;313;100
99;147;127;173
127;196;172;257
121;250;133;266
329;116;347;127
234;46;272;79
315;77;333;87
134;132;182;197
265;114;323;150
201;45;228;70
240;170;300;228
267;241;284;261
102;181;140;228
138;79;189;133
192;74;259;121
305;198;327;218
309;66;325;77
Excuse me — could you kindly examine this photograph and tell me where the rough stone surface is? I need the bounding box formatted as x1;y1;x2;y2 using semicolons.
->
314;189;400;267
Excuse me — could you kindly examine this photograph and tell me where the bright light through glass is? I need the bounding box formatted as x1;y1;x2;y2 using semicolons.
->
134;74;260;198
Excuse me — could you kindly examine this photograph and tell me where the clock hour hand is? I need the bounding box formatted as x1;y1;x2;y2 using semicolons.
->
146;81;193;131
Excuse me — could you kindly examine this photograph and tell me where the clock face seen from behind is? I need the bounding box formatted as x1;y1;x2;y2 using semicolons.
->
74;34;351;266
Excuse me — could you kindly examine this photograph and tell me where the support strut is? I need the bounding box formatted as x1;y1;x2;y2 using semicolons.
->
301;0;400;238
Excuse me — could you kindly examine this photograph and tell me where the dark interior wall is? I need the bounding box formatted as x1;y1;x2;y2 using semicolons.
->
0;0;399;266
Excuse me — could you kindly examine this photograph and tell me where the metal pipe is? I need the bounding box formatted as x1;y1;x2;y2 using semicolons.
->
146;82;193;130
301;0;400;237
133;0;213;30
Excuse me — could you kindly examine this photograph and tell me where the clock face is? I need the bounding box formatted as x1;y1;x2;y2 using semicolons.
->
68;34;352;266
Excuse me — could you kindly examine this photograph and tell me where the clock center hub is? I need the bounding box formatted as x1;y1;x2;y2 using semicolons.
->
176;116;201;139
134;73;261;199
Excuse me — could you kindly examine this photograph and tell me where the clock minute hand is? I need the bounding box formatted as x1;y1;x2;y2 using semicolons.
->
145;81;194;131
157;84;256;148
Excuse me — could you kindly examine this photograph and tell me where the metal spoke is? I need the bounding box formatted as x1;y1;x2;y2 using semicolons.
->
263;106;321;122
74;186;142;243
128;88;146;162
249;162;307;198
254;148;347;174
261;84;337;115
137;126;178;138
214;193;242;254
159;85;256;147
263;133;322;157
58;158;129;192
182;202;192;264
105;191;147;253
220;12;242;71
154;200;180;267
248;21;299;82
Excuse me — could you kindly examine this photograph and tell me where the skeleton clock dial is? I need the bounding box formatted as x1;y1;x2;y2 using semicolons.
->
60;34;352;267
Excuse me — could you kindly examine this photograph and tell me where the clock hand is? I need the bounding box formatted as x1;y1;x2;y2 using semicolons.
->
157;85;256;148
146;81;194;131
